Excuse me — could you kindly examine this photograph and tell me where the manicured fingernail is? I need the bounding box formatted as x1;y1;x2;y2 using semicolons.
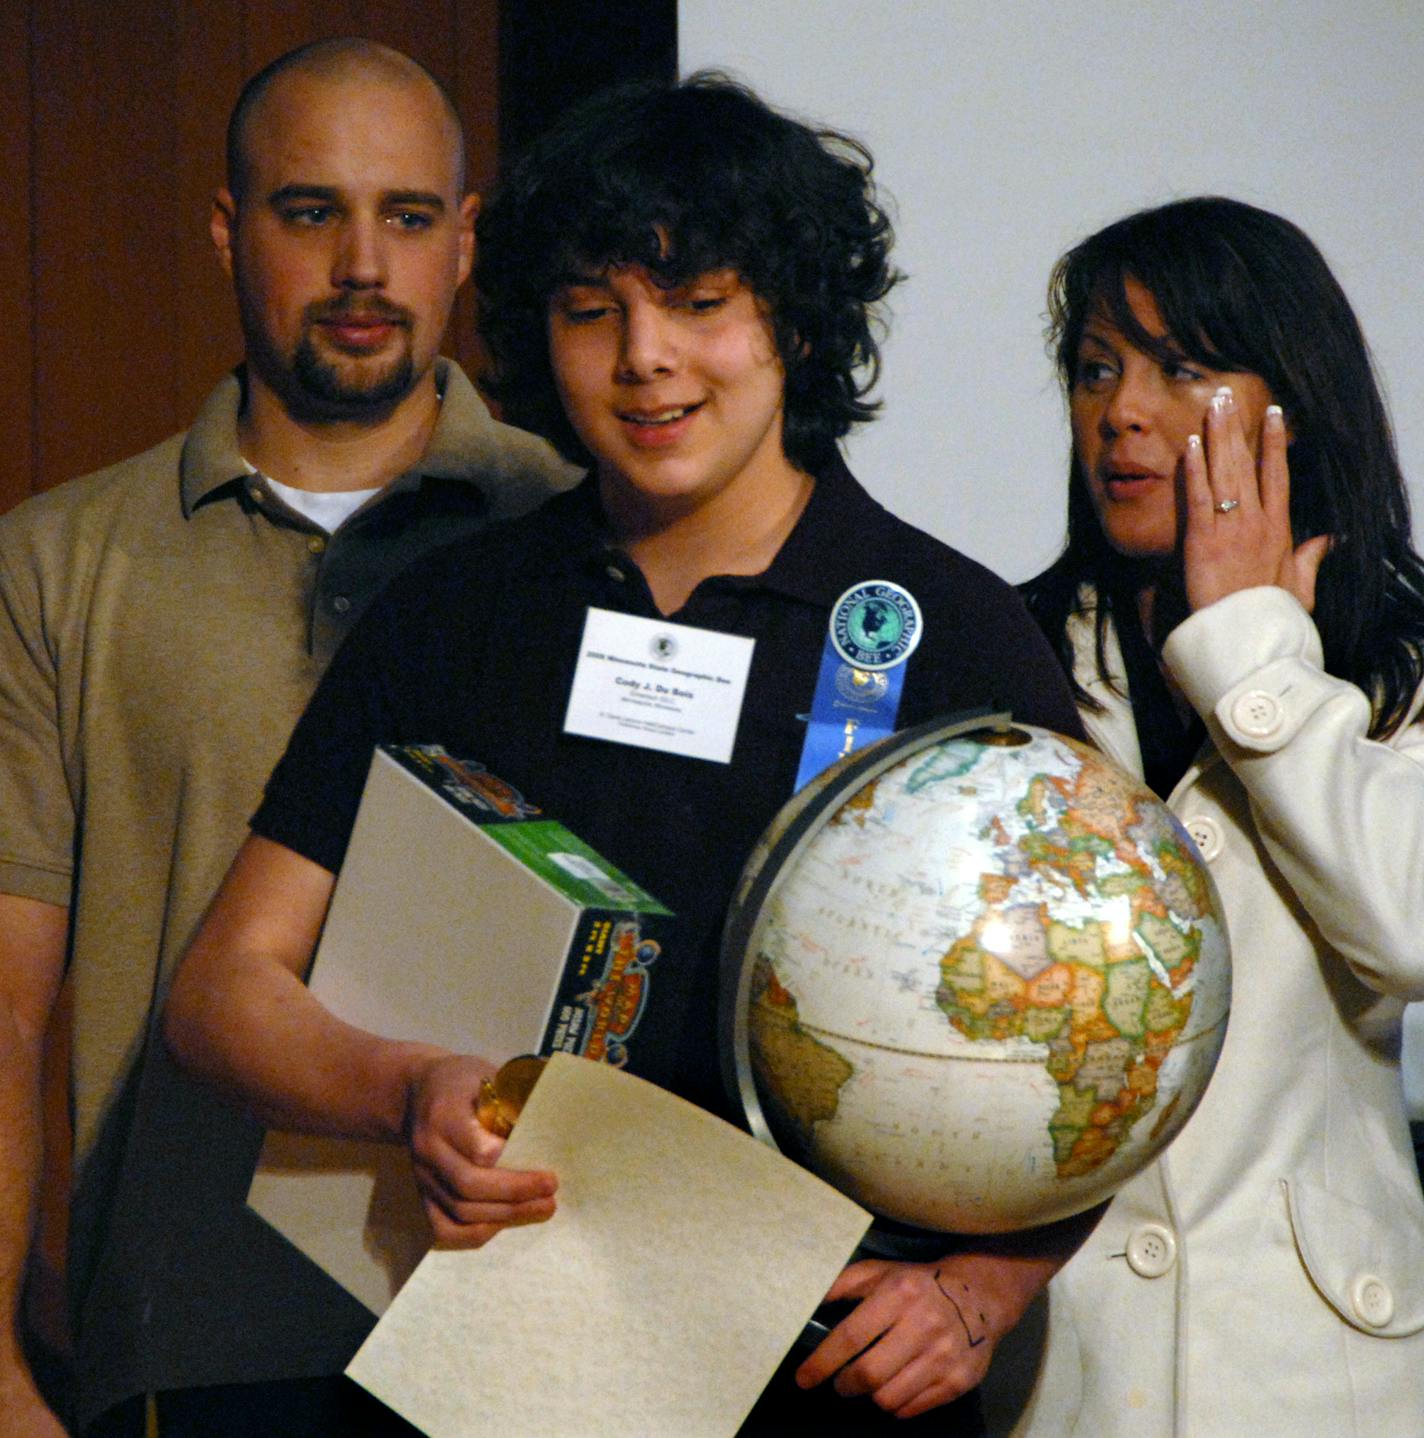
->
1187;433;1202;453
1266;404;1283;422
1211;385;1233;413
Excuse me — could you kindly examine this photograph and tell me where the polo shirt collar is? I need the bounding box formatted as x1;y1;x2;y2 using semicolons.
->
747;450;885;605
532;478;619;573
539;452;883;601
178;358;558;519
179;371;248;516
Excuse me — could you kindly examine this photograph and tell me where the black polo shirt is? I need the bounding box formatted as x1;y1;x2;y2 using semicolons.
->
255;457;1084;1123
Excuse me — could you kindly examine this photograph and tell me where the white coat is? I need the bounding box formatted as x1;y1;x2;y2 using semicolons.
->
987;585;1424;1437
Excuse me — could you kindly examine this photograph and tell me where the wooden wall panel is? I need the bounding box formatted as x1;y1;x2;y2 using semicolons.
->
171;0;249;428
32;0;183;491
0;3;33;513
240;0;363;74
455;0;502;192
451;0;502;373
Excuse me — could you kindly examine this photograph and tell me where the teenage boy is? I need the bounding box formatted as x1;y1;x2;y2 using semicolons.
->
166;75;1087;1433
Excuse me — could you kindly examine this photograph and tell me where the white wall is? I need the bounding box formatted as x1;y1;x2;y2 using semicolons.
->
680;0;1424;583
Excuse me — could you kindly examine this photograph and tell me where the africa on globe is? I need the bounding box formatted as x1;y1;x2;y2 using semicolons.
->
721;713;1230;1235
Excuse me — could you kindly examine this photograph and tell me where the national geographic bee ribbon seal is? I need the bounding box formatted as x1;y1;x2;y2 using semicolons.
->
795;581;923;789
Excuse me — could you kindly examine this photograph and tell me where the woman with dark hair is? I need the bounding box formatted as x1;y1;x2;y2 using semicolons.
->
1004;197;1424;1434
167;74;1089;1434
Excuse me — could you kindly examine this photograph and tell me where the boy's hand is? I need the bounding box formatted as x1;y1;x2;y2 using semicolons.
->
404;1054;557;1247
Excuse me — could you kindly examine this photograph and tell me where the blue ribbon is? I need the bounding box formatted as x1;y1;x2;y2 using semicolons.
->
794;641;908;790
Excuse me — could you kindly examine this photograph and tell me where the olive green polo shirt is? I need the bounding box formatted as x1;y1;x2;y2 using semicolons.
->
0;360;578;1420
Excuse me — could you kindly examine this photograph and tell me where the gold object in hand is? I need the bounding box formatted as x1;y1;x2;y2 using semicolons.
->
475;1054;548;1137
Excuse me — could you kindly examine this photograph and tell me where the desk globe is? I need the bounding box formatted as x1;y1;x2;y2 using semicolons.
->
722;713;1230;1236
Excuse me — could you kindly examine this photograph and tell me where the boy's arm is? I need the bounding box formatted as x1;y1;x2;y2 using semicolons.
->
797;1205;1103;1419
164;834;556;1246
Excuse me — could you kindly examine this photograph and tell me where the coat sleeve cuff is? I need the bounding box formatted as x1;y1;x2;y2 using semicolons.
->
1161;588;1344;754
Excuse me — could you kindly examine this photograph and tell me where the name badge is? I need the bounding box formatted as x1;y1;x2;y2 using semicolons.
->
794;580;921;790
564;608;755;764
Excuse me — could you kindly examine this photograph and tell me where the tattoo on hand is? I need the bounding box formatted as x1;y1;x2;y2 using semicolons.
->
935;1267;987;1348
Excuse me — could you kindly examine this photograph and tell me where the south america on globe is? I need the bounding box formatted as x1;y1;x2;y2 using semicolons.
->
722;714;1230;1235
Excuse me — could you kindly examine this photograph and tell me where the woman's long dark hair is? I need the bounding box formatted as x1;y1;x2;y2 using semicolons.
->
1022;195;1424;738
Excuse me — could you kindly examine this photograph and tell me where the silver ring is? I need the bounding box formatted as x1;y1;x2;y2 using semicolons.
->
1215;499;1240;514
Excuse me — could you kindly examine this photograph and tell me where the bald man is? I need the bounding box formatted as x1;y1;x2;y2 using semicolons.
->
0;39;575;1437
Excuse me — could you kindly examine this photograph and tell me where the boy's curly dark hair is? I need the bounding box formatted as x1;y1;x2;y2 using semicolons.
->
474;72;901;473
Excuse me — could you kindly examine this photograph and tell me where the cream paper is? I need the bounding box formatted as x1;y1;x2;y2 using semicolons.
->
347;1053;872;1437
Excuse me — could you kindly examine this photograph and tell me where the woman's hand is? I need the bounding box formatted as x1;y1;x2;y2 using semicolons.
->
1183;387;1332;613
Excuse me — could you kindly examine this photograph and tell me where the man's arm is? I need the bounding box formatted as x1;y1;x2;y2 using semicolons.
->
163;835;556;1246
795;1206;1103;1419
0;894;69;1437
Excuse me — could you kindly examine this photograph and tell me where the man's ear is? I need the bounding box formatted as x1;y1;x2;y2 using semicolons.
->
211;188;238;280
456;192;480;287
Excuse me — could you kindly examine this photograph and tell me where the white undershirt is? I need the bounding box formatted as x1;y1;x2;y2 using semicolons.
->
250;467;383;534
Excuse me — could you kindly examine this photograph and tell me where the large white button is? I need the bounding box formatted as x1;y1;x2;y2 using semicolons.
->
1125;1223;1177;1278
1230;689;1284;738
1183;815;1222;861
1350;1274;1394;1328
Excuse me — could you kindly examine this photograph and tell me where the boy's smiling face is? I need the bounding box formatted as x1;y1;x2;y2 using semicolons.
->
546;265;801;520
